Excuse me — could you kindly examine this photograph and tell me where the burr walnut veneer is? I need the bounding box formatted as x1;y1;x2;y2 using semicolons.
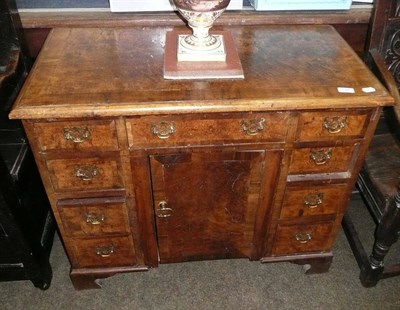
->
9;25;394;289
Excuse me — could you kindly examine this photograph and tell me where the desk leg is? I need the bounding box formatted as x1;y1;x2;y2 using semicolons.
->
291;254;333;274
70;266;149;290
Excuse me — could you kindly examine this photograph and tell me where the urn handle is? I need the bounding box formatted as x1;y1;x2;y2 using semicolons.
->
63;126;91;143
74;165;99;181
303;193;324;208
86;213;105;225
323;116;347;134
241;118;265;136
95;245;114;258
151;121;176;139
295;232;312;244
310;148;332;165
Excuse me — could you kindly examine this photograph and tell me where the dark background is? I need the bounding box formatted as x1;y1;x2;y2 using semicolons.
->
16;0;110;8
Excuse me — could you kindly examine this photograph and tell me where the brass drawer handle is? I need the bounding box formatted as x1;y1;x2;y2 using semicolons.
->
295;232;312;244
241;118;265;136
310;148;332;165
95;245;114;258
86;213;105;225
156;201;173;218
322;116;347;134
151;121;176;139
74;165;99;181
303;193;324;208
63;126;91;143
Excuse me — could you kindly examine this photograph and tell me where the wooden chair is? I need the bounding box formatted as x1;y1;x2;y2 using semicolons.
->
342;0;400;287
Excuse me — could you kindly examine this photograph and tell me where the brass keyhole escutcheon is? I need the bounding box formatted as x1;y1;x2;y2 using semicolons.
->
156;201;173;218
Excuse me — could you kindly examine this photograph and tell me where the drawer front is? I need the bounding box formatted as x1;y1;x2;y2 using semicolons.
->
280;184;348;220
296;111;370;142
59;199;130;237
71;235;137;268
126;112;290;147
272;222;334;255
46;157;124;192
34;120;119;151
288;145;356;175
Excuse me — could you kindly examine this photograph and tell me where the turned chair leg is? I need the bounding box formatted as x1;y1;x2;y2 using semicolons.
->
360;189;400;287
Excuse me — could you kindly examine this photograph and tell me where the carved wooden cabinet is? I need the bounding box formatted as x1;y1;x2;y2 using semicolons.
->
9;25;393;289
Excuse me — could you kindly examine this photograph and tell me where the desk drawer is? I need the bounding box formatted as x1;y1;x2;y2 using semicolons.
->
280;184;348;220
46;157;124;192
296;111;370;142
126;112;290;147
71;235;137;268
288;145;356;175
59;198;130;237
34;120;119;151
272;222;334;255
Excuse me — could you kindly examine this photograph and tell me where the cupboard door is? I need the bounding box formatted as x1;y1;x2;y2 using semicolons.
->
150;150;266;263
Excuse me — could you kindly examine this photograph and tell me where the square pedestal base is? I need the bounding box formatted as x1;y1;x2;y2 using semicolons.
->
177;34;226;62
164;30;244;80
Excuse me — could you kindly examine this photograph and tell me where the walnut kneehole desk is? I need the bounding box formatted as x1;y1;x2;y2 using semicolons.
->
10;25;393;289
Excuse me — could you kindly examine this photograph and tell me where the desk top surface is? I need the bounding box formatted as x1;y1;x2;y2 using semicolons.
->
10;25;393;119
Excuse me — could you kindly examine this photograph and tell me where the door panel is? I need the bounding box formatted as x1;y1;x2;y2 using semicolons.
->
150;150;266;263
